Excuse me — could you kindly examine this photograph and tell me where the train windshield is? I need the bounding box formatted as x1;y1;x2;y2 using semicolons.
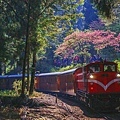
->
89;65;100;73
104;64;116;72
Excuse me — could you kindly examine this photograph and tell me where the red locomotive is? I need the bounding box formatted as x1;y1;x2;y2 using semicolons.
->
73;61;120;110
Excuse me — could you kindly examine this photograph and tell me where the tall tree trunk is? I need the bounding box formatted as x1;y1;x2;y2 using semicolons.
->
27;42;30;91
29;51;36;95
21;0;30;97
0;62;2;75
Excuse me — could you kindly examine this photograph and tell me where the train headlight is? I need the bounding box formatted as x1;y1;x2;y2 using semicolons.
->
117;74;120;77
89;74;94;79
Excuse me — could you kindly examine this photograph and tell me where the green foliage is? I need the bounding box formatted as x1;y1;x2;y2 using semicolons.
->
58;63;84;72
0;90;18;97
108;22;120;35
106;2;120;33
114;60;120;71
90;0;118;18
0;0;85;74
58;64;75;72
0;0;26;74
100;46;118;61
12;80;22;95
13;79;29;95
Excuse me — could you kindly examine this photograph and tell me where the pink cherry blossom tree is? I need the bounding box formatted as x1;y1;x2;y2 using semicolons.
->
55;30;120;61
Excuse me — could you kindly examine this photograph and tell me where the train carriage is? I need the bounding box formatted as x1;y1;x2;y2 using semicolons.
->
35;69;76;95
58;70;75;95
0;75;23;90
35;72;60;92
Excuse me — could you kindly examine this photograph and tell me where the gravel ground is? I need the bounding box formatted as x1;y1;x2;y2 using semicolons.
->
20;93;105;120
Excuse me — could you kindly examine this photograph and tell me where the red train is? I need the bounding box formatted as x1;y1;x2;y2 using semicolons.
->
0;61;120;110
35;61;120;110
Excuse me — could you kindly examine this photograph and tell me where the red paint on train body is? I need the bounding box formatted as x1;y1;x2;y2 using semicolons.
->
74;61;120;94
35;69;76;95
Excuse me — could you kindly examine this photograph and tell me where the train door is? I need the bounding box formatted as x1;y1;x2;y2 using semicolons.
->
73;68;82;93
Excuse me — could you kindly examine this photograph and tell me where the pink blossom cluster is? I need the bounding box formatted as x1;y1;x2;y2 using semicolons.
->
55;30;120;56
64;30;120;50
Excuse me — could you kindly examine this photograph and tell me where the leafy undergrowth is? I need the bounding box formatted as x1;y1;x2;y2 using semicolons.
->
0;106;20;119
0;95;28;119
0;91;43;119
29;91;43;98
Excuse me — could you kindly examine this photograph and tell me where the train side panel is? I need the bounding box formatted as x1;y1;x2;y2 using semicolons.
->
35;75;58;91
35;69;76;93
73;67;87;93
58;73;75;95
0;75;23;90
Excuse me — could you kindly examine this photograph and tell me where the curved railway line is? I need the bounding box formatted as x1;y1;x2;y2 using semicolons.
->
39;91;120;120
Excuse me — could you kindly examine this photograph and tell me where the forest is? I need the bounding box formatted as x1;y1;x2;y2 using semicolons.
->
0;0;120;95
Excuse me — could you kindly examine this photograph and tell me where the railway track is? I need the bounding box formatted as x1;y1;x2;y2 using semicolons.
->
97;111;120;120
43;91;120;120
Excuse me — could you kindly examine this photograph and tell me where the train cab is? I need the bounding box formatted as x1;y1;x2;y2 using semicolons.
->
86;61;120;94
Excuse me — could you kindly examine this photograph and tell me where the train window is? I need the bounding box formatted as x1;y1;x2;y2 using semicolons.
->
89;65;100;73
104;65;115;72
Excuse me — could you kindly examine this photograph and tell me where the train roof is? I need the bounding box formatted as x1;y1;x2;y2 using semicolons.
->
0;61;116;79
0;74;23;79
0;68;77;78
36;68;77;76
